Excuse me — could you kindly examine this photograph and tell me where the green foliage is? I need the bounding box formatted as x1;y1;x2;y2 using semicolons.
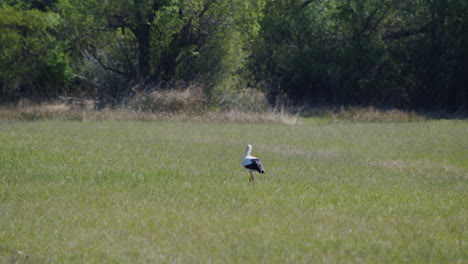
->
0;3;71;98
250;0;468;111
0;0;466;111
49;0;267;105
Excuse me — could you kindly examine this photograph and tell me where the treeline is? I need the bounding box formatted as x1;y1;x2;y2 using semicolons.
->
0;0;467;111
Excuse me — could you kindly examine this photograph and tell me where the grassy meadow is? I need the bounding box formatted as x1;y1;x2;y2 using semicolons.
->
0;116;467;263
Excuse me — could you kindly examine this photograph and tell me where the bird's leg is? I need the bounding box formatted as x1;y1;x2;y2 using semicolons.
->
249;171;255;183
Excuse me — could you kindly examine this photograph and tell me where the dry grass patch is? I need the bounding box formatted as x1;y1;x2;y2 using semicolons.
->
0;86;300;124
0;104;298;125
300;106;426;122
200;110;298;125
332;107;426;122
82;109;298;124
129;85;207;113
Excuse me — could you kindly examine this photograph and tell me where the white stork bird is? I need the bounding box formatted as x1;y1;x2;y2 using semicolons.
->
242;144;265;182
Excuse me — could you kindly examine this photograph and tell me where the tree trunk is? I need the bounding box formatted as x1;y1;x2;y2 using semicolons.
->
134;24;151;79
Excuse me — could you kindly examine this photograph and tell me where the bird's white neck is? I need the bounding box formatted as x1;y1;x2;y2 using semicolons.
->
244;145;252;157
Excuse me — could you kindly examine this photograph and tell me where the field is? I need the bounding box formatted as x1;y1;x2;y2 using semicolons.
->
0;117;467;263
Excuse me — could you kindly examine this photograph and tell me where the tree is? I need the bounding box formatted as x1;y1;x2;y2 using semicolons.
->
0;2;71;99
250;0;467;111
57;0;265;104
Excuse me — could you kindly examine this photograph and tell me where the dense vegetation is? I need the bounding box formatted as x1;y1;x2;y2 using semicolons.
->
1;0;467;111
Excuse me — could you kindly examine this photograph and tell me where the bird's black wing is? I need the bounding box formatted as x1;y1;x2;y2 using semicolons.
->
245;159;265;173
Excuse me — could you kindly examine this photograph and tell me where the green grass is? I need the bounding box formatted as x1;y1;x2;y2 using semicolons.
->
0;119;466;263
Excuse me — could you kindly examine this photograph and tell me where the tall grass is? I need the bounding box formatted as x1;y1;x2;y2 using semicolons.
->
297;106;426;123
0;92;296;124
0;107;298;125
0;101;432;125
0;118;466;263
1;88;443;125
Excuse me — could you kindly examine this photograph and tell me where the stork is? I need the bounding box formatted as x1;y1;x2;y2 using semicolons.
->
242;144;265;182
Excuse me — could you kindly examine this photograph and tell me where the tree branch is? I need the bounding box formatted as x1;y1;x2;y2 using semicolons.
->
88;51;131;77
353;7;380;40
